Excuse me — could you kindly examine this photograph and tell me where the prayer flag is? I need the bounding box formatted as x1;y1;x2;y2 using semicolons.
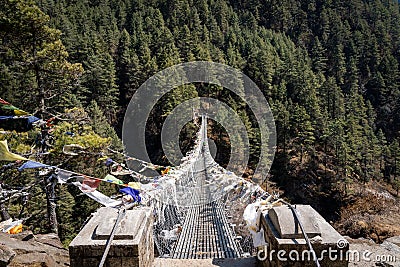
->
14;109;29;116
0;98;10;105
18;160;50;171
105;158;114;167
72;181;122;207
81;176;101;193
161;167;171;175
27;116;40;124
0;140;28;161
2;220;23;234
7;223;23;234
119;187;141;202
1;105;18;111
56;170;73;184
104;174;123;185
0;116;14;120
128;182;141;190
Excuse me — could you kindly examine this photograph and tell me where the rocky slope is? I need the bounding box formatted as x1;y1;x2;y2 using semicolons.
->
0;231;69;267
347;236;400;267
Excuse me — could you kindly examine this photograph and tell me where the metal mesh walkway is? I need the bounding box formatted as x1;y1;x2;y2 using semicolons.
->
171;116;242;259
172;200;241;259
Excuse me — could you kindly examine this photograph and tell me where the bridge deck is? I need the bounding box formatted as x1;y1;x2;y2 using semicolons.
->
172;200;241;259
172;117;242;259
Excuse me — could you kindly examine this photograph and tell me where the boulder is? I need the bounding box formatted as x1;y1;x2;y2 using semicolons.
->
8;252;56;267
0;245;15;267
0;232;69;267
35;233;64;249
385;236;400;247
380;240;400;255
8;231;34;242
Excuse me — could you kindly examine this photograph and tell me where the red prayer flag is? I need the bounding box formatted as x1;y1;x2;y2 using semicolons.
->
0;98;10;105
81;176;101;193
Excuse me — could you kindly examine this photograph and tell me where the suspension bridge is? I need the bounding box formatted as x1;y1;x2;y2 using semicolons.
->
69;114;347;267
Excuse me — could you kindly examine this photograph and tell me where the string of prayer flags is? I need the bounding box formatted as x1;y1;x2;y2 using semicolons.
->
0;116;40;131
0;140;28;161
0;104;28;115
0;98;42;131
18;160;51;171
14;155;146;206
0;98;29;116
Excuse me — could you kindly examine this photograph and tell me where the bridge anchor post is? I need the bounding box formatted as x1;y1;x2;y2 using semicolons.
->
69;207;154;267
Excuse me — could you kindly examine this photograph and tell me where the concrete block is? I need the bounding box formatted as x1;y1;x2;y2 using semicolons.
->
260;204;348;267
69;207;154;267
268;205;321;239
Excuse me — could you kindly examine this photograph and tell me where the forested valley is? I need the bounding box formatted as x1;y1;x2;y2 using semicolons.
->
1;0;400;245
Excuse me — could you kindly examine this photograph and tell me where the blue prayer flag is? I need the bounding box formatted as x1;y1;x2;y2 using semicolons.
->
119;187;141;202
18;160;51;171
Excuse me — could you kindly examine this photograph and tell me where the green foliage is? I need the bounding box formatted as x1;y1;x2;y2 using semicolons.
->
87;100;123;151
51;108;111;152
0;0;83;115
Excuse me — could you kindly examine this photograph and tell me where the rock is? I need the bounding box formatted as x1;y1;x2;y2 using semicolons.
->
0;244;16;267
8;252;56;267
356;220;368;230
9;231;35;241
380;240;400;254
385;236;400;247
35;233;64;249
0;232;69;267
375;262;395;267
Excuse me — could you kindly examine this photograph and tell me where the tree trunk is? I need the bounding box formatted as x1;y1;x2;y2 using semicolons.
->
45;176;58;235
0;185;11;221
0;202;11;221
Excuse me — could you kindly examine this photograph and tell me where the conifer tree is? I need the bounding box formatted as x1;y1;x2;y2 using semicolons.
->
0;0;83;114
